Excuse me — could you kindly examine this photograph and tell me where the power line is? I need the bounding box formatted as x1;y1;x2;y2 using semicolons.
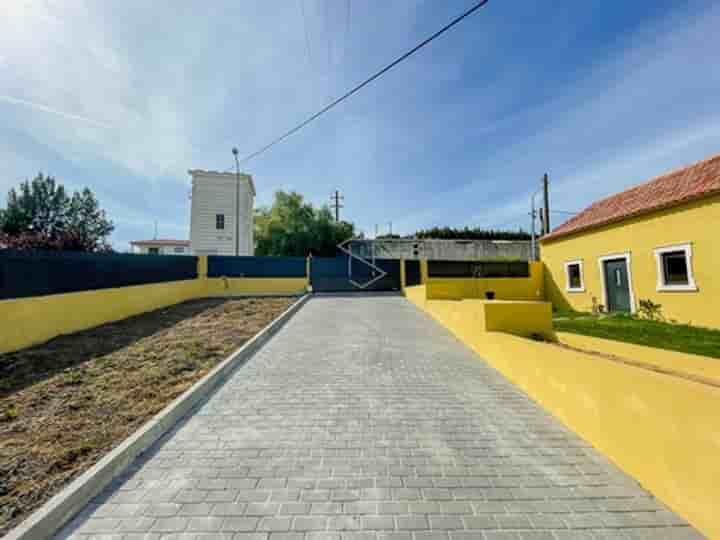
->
342;0;351;63
299;0;313;68
236;0;491;165
551;210;578;215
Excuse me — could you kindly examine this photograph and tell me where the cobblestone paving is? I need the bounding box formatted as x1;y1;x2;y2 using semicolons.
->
57;295;703;540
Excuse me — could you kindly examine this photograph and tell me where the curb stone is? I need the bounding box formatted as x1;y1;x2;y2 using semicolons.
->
4;294;310;540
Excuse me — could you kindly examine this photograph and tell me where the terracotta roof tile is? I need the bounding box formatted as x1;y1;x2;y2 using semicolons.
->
542;153;720;242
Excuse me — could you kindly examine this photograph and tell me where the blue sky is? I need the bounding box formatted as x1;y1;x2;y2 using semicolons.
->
2;0;719;249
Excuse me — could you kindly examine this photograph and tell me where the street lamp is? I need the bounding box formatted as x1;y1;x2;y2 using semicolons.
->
232;148;240;256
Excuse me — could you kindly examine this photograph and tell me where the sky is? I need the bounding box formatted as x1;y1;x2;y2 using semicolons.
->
1;0;719;249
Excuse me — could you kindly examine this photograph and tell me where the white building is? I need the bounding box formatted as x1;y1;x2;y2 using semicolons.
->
130;239;191;255
189;169;255;256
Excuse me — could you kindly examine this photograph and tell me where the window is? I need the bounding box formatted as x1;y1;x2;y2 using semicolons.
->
564;260;584;292
215;214;225;230
147;247;160;255
173;247;185;254
654;243;697;291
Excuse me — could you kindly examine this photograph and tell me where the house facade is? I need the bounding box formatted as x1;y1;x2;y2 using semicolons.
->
189;169;255;256
541;153;720;329
130;239;191;255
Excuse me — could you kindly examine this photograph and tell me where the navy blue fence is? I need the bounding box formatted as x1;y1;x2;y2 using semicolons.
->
428;260;530;278
207;256;306;278
0;250;198;300
405;260;421;286
310;256;400;292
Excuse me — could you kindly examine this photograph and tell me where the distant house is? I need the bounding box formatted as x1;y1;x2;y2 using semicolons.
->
541;153;720;328
189;169;255;256
130;239;191;255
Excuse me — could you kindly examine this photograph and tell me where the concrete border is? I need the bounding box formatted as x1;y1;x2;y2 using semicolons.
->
4;294;310;540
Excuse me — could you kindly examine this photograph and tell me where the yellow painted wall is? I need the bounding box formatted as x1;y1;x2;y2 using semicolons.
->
205;277;308;297
0;256;309;354
405;285;427;310
0;279;205;353
422;299;553;339
557;331;720;385
541;194;720;328
406;295;720;538
425;261;544;301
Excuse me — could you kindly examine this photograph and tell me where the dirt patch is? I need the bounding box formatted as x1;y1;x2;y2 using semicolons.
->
0;296;295;536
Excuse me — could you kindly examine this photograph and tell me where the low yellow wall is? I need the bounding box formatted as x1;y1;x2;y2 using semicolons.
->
205;277;308;297
0;279;205;353
422;299;552;339
1;256;309;354
404;285;427;310
557;331;720;385
426;261;544;301
407;295;720;538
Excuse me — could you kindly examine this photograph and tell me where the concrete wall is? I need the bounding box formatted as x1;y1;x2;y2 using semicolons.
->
350;239;531;261
542;194;720;328
1;256;308;354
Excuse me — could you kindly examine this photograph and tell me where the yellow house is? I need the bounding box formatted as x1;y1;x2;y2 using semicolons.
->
541;153;720;329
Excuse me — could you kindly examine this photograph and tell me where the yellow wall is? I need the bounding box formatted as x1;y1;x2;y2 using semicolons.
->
406;294;720;538
541;194;720;328
0;256;309;354
425;261;544;301
0;279;205;353
557;331;720;386
405;285;427;310
423;299;553;339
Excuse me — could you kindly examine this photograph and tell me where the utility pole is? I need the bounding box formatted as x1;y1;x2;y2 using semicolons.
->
542;173;550;235
388;221;393;236
330;190;344;222
232;147;241;256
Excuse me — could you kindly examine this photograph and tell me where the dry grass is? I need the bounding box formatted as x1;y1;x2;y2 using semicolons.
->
0;297;294;536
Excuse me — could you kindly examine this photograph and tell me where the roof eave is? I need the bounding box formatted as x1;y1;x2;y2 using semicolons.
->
540;188;720;244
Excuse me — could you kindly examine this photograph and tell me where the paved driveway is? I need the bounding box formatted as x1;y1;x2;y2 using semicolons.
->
58;295;701;540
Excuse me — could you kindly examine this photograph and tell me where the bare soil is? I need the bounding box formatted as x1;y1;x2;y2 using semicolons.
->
0;297;294;536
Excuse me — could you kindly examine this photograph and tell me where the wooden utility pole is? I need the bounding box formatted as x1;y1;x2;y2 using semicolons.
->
330;190;344;222
542;173;550;235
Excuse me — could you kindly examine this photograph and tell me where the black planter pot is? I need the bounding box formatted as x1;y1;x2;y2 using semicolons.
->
485;291;496;300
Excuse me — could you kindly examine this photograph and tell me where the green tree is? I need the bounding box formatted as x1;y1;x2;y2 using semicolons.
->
413;226;530;241
0;173;114;251
254;191;354;256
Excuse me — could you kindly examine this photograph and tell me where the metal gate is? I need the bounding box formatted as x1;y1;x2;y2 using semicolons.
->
310;256;401;292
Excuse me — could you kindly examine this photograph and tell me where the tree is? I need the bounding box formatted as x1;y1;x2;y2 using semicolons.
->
254;191;354;257
413;226;530;241
0;173;114;251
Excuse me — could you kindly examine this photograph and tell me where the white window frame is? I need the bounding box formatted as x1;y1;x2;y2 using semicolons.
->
598;252;636;313
654;242;697;292
564;259;585;292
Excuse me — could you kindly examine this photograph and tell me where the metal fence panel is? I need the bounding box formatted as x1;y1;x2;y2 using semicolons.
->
428;260;529;278
0;250;198;300
310;257;400;292
207;256;307;278
405;260;421;286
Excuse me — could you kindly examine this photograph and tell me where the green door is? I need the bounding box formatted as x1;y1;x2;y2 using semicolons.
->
604;259;631;312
